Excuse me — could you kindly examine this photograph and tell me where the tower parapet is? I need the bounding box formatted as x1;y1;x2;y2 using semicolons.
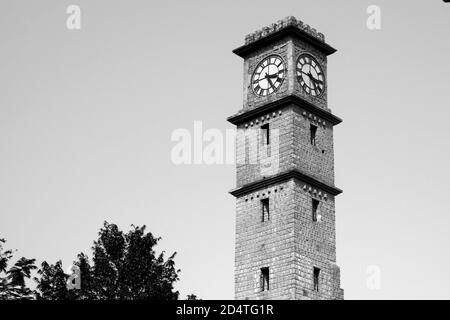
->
244;16;325;45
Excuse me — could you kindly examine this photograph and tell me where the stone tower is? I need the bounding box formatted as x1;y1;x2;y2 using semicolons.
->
228;17;344;300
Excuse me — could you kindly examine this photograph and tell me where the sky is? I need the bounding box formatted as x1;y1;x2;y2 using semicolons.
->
0;0;450;300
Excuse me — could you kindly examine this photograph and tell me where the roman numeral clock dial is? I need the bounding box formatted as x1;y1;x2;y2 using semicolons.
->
296;54;325;96
252;56;285;96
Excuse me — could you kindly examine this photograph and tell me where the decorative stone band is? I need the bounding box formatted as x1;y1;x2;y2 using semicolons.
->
244;110;282;129
227;95;343;127
243;184;286;202
229;169;343;198
233;17;336;58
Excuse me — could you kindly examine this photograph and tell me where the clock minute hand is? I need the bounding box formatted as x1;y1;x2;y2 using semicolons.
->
309;77;317;90
303;72;316;89
301;71;314;79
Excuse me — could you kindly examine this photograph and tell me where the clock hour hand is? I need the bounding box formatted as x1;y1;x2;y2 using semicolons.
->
266;73;280;79
303;71;323;85
310;77;323;86
311;78;323;86
265;75;276;89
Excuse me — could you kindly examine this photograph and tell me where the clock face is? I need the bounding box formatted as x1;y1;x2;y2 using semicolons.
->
252;56;285;96
296;54;325;96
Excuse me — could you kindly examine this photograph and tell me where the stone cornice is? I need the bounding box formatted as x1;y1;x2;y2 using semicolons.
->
227;95;342;126
229;170;342;198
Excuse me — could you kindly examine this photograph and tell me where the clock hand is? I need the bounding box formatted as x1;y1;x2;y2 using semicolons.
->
265;73;282;89
265;75;276;89
253;73;268;84
304;71;321;90
266;73;280;79
300;70;314;77
309;77;317;90
303;71;323;85
302;71;315;88
311;77;323;85
310;76;323;85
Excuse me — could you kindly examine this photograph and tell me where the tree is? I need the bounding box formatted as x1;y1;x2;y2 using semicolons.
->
35;260;75;300
0;238;13;299
35;222;180;300
0;239;13;273
0;238;37;300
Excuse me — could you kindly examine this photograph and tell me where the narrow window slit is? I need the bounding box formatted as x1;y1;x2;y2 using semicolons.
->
261;267;270;291
261;198;269;222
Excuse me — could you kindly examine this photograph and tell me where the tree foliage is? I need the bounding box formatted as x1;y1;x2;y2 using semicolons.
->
35;222;180;300
0;238;37;300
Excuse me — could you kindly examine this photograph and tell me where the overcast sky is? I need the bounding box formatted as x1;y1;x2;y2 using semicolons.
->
1;0;449;299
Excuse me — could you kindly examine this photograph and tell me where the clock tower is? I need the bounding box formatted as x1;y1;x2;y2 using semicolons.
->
228;17;344;300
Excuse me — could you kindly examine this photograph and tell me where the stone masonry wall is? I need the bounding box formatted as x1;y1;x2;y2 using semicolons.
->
292;179;342;299
292;106;335;186
235;180;297;300
234;178;343;300
235;106;293;188
235;104;335;187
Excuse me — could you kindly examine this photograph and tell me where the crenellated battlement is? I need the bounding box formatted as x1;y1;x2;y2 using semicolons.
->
244;16;325;45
